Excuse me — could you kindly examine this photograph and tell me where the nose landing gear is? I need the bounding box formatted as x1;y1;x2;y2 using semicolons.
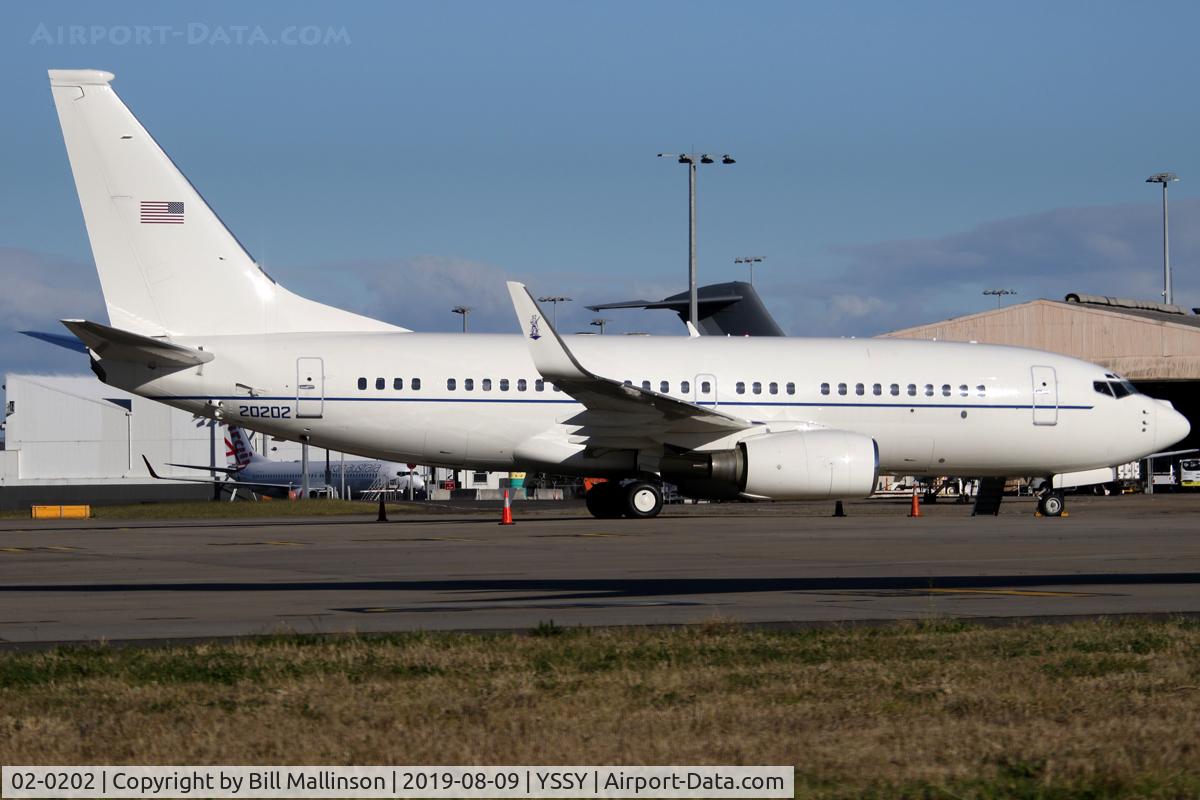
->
1037;489;1066;517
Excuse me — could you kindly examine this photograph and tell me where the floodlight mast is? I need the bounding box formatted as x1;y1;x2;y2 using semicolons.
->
1146;172;1179;305
734;255;765;285
982;288;1017;309
536;296;573;326
450;305;472;333
658;152;736;330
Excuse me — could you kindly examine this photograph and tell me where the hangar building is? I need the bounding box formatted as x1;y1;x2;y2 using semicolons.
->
0;374;330;510
882;293;1200;456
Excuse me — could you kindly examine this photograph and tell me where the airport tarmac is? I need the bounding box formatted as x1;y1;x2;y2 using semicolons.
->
0;494;1197;645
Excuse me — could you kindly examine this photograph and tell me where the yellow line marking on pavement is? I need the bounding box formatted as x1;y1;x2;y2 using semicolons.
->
577;532;628;538
0;547;28;553
924;588;1090;598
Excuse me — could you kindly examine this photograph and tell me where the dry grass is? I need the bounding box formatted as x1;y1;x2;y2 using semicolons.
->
1;619;1198;798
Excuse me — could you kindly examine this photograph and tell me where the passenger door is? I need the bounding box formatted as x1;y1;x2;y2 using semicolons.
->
296;357;324;419
1031;365;1058;426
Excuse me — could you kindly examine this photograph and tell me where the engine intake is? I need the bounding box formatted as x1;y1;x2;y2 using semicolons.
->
661;430;879;501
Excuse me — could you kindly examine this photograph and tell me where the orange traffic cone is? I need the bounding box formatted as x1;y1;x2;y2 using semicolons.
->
499;489;515;526
909;487;922;518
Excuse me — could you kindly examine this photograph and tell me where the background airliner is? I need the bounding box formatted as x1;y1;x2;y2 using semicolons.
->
45;69;1190;519
145;425;425;500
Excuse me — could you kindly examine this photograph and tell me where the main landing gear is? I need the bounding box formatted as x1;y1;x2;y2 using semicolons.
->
585;480;664;519
1037;489;1066;517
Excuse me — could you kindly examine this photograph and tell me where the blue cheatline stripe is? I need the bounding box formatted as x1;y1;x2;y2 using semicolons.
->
147;394;1092;411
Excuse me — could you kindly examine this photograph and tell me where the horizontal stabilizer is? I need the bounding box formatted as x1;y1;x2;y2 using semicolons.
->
20;330;89;353
62;319;213;367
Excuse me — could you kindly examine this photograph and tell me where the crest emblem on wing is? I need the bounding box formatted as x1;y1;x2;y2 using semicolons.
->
529;314;542;340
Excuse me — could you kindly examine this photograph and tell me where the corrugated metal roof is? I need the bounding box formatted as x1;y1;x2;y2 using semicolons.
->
1057;297;1200;329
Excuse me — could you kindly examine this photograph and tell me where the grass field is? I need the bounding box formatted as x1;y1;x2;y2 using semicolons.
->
1;619;1198;798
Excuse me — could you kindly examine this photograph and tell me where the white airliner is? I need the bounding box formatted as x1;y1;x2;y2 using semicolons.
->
45;69;1189;519
144;425;425;499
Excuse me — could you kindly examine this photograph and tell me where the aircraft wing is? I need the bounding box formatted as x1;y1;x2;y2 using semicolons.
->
142;456;298;492
506;282;753;447
166;461;239;475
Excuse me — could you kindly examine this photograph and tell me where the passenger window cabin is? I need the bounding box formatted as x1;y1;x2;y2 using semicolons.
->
358;377;367;390
375;377;385;390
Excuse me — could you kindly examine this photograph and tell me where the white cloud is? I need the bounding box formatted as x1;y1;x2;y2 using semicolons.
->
769;199;1200;337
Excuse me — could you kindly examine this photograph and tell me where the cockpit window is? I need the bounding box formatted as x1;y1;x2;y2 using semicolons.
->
1095;378;1139;398
1111;380;1136;398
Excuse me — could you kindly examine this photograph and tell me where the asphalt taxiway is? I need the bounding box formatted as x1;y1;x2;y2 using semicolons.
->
0;495;1197;645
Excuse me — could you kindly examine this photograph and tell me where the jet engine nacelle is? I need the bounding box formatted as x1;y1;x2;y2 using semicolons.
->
661;429;879;501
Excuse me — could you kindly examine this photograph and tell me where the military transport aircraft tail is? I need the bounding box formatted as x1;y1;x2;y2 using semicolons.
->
48;69;403;338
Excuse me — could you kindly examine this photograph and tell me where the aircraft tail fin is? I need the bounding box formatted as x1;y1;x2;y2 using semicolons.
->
48;69;406;337
225;425;265;469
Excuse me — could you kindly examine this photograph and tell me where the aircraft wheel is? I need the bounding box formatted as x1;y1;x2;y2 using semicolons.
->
623;481;663;519
585;482;624;519
1038;490;1065;517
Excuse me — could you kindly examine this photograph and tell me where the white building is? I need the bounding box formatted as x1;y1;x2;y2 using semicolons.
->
0;374;368;508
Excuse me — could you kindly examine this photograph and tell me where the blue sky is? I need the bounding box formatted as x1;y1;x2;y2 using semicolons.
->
2;0;1200;376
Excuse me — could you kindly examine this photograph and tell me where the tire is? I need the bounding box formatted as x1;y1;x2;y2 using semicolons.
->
1039;491;1065;517
623;481;663;519
585;482;623;519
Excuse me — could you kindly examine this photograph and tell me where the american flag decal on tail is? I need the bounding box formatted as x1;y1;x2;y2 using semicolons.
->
140;200;184;224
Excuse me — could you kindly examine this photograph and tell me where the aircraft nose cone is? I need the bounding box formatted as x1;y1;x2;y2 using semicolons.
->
1156;402;1191;451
